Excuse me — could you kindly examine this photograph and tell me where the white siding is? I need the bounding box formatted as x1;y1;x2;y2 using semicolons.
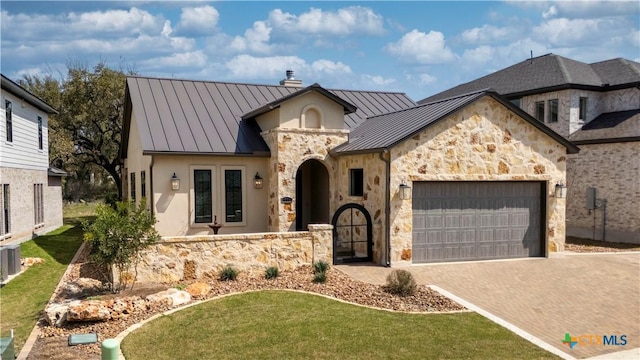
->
1;90;49;170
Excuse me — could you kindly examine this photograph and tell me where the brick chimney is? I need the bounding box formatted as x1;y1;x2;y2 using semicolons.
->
279;70;302;88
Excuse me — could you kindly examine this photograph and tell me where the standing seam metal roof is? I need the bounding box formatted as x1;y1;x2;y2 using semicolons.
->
122;76;416;157
333;89;579;155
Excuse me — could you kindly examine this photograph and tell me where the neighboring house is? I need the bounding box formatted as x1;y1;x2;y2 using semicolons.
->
420;54;640;244
1;74;64;243
121;72;577;266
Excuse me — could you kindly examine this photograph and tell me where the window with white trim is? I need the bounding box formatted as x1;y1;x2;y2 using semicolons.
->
38;116;43;150
5;100;12;142
194;169;213;223
1;184;10;236
34;183;44;226
224;169;243;223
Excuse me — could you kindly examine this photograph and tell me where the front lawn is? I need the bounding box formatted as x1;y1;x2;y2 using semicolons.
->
0;203;93;352
122;291;558;359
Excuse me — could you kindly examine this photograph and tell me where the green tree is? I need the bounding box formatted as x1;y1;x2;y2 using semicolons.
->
21;61;132;200
83;200;160;292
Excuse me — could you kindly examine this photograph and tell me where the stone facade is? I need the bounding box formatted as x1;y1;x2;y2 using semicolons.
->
566;141;640;243
133;224;333;284
387;97;567;265
261;128;348;232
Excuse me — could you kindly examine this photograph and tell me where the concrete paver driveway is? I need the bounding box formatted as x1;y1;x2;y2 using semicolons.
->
336;253;640;359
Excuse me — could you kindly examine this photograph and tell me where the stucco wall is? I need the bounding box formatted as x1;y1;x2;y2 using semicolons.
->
566;141;640;243
133;224;333;284
388;96;568;265
150;155;270;237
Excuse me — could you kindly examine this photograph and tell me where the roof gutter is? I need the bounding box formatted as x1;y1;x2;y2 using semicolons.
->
379;149;391;267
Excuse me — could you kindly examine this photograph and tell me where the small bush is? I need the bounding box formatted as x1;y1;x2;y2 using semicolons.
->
383;269;417;296
313;260;329;274
312;271;326;283
219;266;239;281
264;266;279;280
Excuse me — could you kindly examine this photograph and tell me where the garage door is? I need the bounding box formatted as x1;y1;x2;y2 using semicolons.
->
412;181;544;263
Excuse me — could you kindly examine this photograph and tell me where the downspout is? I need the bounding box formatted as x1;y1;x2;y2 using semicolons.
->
379;149;391;267
149;155;155;216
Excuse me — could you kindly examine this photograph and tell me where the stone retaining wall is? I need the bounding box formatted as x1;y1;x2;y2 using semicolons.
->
131;224;333;284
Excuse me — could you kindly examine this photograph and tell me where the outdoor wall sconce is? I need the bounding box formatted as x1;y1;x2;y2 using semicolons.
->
399;181;411;200
254;172;263;189
555;183;567;198
171;173;180;191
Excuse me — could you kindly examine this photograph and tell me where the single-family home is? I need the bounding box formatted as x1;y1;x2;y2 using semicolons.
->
1;74;64;244
121;72;577;266
420;54;640;244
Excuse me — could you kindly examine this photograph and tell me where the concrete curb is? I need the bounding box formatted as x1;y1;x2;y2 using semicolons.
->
113;288;471;359
429;285;575;360
16;240;89;360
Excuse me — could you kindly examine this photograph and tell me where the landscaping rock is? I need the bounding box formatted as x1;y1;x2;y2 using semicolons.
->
75;278;103;292
44;300;81;327
146;288;191;307
22;257;45;267
67;300;112;322
185;282;211;299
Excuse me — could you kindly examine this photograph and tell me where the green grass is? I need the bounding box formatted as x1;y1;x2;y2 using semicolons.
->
0;203;94;352
122;291;558;360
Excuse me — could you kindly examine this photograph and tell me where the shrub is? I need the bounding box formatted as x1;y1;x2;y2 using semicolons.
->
313;260;329;274
219;266;239;281
83;199;160;292
264;266;279;280
312;271;326;283
383;269;417;296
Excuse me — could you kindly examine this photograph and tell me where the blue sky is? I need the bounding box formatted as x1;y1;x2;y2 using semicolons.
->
1;1;639;100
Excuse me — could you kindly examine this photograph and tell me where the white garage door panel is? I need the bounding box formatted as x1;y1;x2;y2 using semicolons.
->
412;181;544;263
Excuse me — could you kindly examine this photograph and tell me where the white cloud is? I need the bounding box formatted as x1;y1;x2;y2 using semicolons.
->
542;5;558;19
511;1;639;19
363;74;396;86
230;21;273;54
461;24;515;45
533;18;621;47
418;73;436;85
385;30;457;64
268;6;385;36
311;59;352;75
175;5;219;36
140;51;207;69
225;55;307;79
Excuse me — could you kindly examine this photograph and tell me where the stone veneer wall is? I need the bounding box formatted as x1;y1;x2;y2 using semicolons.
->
566;142;640;243
133;224;333;284
335;153;387;264
261;128;348;232
388;96;568;266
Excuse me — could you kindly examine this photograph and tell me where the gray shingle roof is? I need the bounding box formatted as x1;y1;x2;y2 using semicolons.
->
419;54;640;104
333;89;579;155
569;109;640;144
122;76;415;157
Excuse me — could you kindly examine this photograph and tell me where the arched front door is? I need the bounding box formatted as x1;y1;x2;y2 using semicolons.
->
295;159;330;231
332;203;373;264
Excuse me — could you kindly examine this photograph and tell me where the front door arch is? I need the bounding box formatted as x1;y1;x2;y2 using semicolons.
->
332;203;373;264
295;159;330;231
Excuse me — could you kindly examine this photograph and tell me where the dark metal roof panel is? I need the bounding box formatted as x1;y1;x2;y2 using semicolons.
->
125;76;415;155
335;91;486;153
570;109;640;142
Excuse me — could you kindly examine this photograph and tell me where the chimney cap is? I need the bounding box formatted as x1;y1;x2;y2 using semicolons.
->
286;70;295;80
280;70;302;87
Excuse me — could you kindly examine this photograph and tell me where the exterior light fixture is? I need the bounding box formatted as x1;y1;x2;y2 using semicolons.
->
171;173;180;191
399;181;411;200
254;172;263;189
555;183;567;198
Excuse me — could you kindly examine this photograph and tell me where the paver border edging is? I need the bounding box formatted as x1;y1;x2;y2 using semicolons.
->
429;285;575;360
16;240;89;360
113;288;471;359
